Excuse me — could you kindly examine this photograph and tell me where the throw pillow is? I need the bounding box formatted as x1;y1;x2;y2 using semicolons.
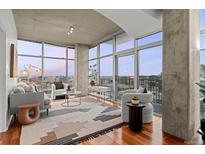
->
143;88;148;93
12;86;25;94
32;83;37;92
34;84;41;92
28;84;36;93
22;84;31;93
54;81;64;90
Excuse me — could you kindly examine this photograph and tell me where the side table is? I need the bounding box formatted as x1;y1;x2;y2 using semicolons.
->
17;102;40;125
126;102;145;132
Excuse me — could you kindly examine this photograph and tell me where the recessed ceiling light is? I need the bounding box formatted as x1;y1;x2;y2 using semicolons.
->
70;27;74;31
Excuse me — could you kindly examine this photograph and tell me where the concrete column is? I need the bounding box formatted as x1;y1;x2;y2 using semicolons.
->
162;10;200;140
74;44;89;95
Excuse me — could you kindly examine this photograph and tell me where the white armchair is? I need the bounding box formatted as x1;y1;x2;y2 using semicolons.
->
121;89;153;123
51;83;68;99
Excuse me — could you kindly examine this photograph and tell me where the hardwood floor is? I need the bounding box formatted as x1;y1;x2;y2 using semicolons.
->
0;97;203;145
79;116;203;145
0;115;203;145
0;118;21;145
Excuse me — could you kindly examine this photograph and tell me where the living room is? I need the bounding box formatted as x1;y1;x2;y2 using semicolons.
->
0;7;205;147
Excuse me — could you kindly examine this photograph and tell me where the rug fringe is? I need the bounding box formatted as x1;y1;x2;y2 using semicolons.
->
46;122;125;145
74;123;125;144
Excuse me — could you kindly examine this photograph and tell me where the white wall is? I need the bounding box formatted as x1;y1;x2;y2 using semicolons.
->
0;9;17;132
96;9;162;38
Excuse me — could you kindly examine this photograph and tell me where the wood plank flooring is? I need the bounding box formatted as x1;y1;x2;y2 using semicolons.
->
0;97;203;145
79;116;203;145
0;116;203;145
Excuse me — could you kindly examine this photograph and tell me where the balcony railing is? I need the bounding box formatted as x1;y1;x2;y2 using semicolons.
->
99;75;162;106
139;76;162;104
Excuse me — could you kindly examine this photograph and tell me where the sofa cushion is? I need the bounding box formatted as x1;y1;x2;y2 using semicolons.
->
22;84;36;93
137;87;144;93
54;81;64;90
55;89;66;95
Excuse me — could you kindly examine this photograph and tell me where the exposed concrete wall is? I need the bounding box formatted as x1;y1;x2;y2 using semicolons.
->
0;10;17;132
162;10;200;140
75;44;89;95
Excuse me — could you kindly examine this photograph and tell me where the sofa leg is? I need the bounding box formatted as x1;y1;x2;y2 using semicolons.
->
46;109;49;116
13;114;17;123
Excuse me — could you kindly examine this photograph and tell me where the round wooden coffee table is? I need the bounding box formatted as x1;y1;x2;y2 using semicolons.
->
17;102;40;125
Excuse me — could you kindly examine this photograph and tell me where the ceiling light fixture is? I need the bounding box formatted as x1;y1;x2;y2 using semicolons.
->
70;26;74;31
67;25;75;36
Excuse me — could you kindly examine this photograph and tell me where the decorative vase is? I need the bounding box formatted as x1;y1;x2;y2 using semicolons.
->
131;99;140;105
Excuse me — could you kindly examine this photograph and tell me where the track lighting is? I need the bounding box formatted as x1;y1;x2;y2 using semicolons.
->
67;25;75;36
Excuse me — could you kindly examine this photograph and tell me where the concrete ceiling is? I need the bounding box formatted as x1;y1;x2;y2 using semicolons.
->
12;9;122;47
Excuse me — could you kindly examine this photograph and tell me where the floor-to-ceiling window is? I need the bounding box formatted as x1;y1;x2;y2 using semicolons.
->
18;40;43;83
199;10;205;118
117;55;135;99
87;32;162;109
17;40;75;90
137;32;162;114
100;56;113;98
139;45;162;113
43;43;67;84
67;48;75;86
89;46;98;84
115;33;135;99
200;9;205;83
99;40;114;98
116;33;134;52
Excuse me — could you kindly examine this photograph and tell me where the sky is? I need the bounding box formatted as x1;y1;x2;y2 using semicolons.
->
198;10;205;65
200;10;205;30
90;31;162;76
18;40;75;77
18;10;205;77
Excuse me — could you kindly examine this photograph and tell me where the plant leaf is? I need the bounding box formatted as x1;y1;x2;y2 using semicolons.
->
196;82;205;89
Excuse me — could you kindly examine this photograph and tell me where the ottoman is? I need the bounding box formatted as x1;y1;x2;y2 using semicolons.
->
17;102;40;125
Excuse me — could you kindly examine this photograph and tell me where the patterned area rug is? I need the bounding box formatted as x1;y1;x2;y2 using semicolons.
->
20;96;122;145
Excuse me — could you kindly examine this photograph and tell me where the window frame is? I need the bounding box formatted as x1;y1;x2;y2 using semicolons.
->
88;31;163;101
17;40;75;78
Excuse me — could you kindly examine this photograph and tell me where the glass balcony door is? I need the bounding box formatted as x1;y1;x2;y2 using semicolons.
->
116;54;135;100
139;46;162;114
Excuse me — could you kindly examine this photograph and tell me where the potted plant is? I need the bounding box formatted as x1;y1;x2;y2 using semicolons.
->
131;96;140;105
196;82;205;136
